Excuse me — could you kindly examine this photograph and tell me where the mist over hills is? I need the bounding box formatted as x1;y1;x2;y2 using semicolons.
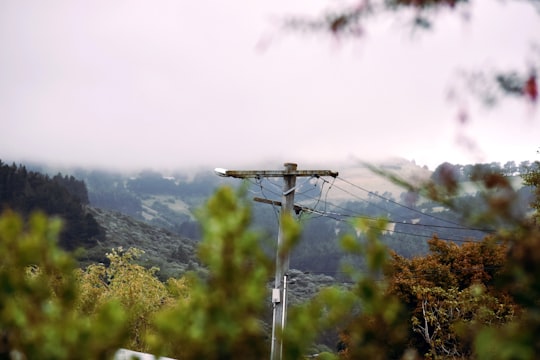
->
2;157;535;278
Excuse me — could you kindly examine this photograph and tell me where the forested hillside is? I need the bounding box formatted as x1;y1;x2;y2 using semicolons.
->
0;160;102;249
4;157;534;282
81;206;201;280
73;160;535;276
16;159;535;277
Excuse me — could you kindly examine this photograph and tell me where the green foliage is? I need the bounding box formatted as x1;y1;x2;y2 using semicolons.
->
0;211;129;359
333;218;411;360
283;286;356;360
480;222;540;360
149;186;272;359
2;160;540;360
77;247;172;353
283;217;411;359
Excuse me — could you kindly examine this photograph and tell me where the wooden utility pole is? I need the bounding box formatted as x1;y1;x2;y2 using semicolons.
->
215;163;338;360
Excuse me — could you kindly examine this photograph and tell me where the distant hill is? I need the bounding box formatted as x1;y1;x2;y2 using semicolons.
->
71;158;432;237
8;157;534;277
80;206;202;280
326;157;432;202
76;168;231;239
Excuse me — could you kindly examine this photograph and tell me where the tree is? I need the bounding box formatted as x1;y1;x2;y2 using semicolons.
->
410;284;515;359
522;161;540;222
76;247;174;353
0;161;103;249
386;237;515;358
503;161;518;176
331;218;411;360
148;186;275;359
0;211;129;359
364;158;540;359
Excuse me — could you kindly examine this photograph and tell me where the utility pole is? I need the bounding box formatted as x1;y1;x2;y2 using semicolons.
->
215;163;338;360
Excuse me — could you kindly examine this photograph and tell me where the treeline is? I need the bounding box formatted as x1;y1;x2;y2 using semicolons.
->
0;160;102;249
431;160;533;183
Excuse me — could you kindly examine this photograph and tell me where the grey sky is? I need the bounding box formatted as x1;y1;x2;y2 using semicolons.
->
1;0;539;172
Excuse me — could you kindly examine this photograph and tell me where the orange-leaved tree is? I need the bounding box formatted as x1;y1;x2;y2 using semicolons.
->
387;237;515;358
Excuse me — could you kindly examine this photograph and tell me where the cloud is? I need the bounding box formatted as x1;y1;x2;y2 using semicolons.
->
1;0;538;171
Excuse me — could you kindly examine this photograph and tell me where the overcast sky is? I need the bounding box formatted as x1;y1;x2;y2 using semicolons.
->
1;0;539;172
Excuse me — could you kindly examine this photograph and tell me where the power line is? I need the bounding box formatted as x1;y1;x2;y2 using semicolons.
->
333;176;495;233
235;166;502;238
255;192;486;244
334;176;461;226
293;189;465;229
298;206;484;243
268;181;491;238
245;172;493;243
324;178;403;220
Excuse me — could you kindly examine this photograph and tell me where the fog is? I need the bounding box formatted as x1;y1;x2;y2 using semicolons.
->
1;0;539;172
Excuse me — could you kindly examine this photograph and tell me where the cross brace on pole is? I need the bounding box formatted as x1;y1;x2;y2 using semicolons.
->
214;163;338;360
253;197;310;215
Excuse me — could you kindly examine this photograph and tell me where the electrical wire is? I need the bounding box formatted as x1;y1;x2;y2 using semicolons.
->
291;184;491;236
244;174;494;244
324;178;402;220
334;176;460;225
311;199;489;233
295;176;329;220
249;186;485;243
247;177;280;226
298;206;483;243
334;176;495;233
